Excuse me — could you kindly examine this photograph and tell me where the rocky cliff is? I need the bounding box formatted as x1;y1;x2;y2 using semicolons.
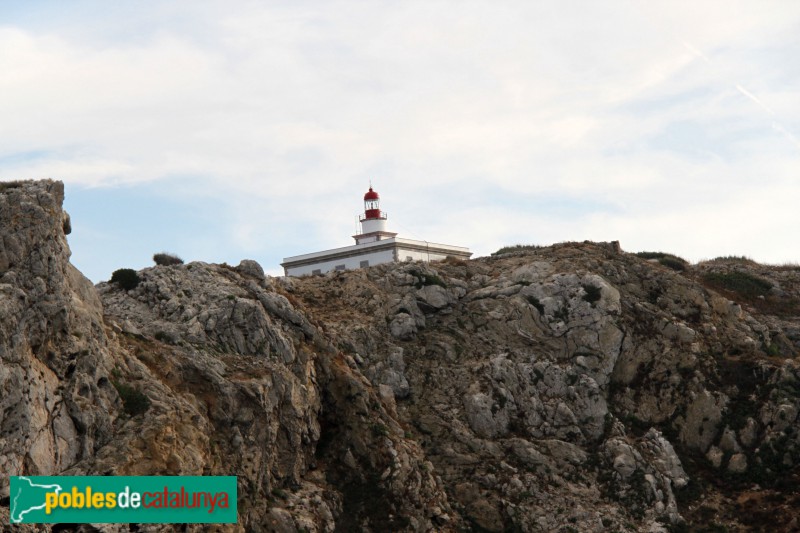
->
2;180;799;532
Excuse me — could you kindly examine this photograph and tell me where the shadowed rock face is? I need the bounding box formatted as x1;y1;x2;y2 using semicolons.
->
0;180;116;481
2;180;799;532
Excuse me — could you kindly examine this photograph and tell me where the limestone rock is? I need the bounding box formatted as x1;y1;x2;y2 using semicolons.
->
680;391;726;452
390;312;417;339
728;453;748;473
416;284;455;311
464;391;509;438
706;446;724;469
236;259;266;279
644;428;689;489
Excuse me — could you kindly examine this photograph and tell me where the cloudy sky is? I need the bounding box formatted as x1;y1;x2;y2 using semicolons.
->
1;1;798;281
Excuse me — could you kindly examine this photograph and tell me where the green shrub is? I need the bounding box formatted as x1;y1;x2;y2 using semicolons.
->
635;251;669;260
112;380;150;416
371;423;389;437
411;269;447;289
582;284;602;304
703;271;772;298
421;274;446;288
658;256;686;271
635;251;689;269
153;252;184;266
711;255;755;263
765;343;780;357
636;251;689;272
154;330;175;344
493;244;541;255
110;268;141;290
0;181;22;192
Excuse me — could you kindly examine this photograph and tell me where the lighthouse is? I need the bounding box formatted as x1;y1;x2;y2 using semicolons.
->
354;186;397;244
281;184;471;276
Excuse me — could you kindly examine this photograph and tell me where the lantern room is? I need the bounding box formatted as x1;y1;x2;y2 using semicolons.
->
362;187;384;220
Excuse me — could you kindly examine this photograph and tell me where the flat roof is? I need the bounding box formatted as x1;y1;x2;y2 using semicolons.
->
281;237;471;266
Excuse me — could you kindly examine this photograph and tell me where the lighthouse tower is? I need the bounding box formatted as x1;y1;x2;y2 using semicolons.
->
354;186;397;244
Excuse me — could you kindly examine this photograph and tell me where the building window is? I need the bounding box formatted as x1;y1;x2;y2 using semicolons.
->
406;256;413;262
360;260;369;268
335;264;345;271
312;269;321;276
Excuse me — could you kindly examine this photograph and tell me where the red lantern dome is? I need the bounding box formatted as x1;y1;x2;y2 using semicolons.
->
364;187;380;201
363;186;382;219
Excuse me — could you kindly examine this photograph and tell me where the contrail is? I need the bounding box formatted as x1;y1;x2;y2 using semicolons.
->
683;40;776;116
773;122;800;150
735;84;775;115
684;41;798;152
681;41;712;65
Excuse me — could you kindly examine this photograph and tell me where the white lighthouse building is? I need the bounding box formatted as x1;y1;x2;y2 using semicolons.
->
281;186;472;276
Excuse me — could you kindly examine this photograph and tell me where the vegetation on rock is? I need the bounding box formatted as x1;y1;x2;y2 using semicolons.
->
111;380;151;416
493;243;542;255
703;271;772;298
110;268;141;290
635;251;689;271
153;252;184;266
